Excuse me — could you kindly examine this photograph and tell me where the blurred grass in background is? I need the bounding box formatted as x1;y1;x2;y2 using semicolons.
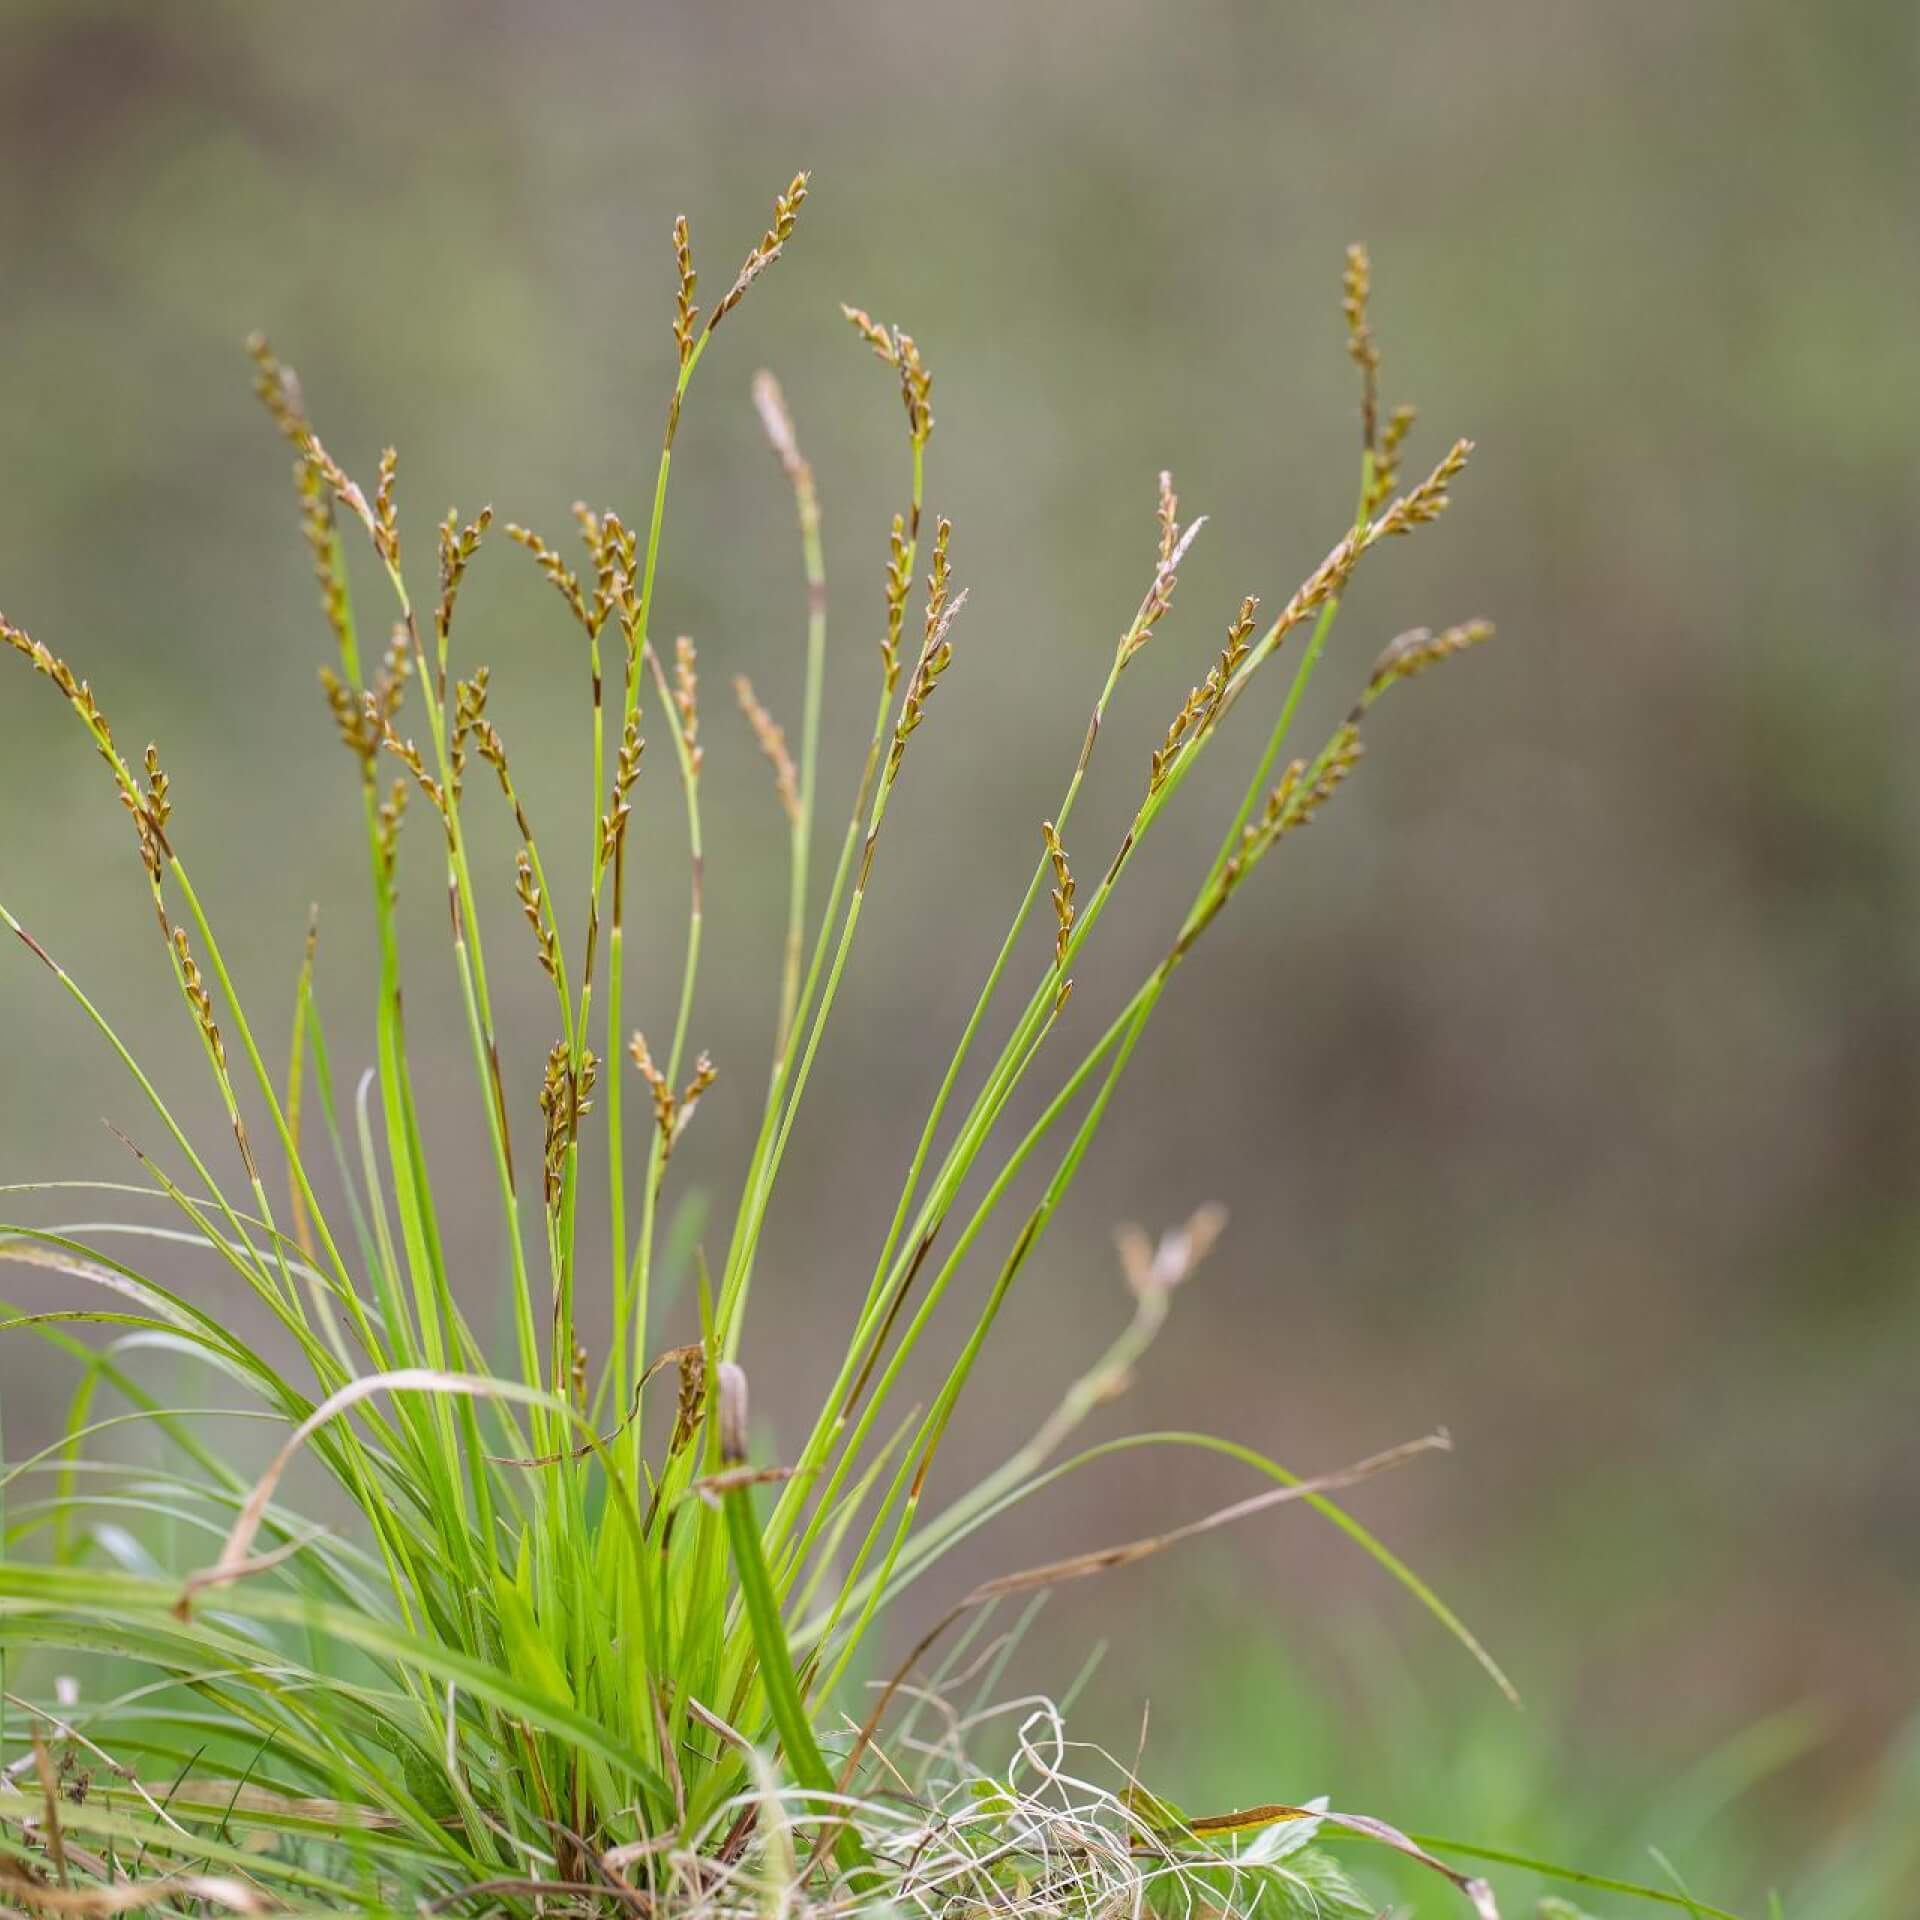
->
1;2;1917;1910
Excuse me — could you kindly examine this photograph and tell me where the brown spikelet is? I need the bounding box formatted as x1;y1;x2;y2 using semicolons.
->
372;448;400;571
1176;720;1370;967
507;524;593;633
249;338;357;657
673;636;703;776
1194;527;1370;749
710;171;809;331
1364;403;1418;519
888;519;965;775
1204;596;1260;723
303;434;379;552
372;622;411;733
840;304;897;363
893;328;933;447
171;925;225;1074
1042;821;1076;971
1361;619;1495;706
839;307;933;446
733;674;799;826
1147;597;1259;797
376;776;408;880
537;1042;598;1209
1148;689;1204;797
142;745;171;836
673;215;699;367
598;798;630;870
629;1030;671;1136
881;514;911;692
603;708;645;867
320;666;373;763
3;613;169;875
468;703;516;811
245;333;310;446
678;1053;718;1139
295;460;354;659
923;517;952;643
1374;438;1474;537
573;500;604;565
1117;473;1206;670
660;1342;708;1455
612;709;645;803
1343;242;1380;454
436;505;493;656
574;502;618;635
591;708;640;874
601;509;641;660
516;850;559;980
629;1033;718;1160
379;724;445;817
450;667;491;799
1284;724;1364;829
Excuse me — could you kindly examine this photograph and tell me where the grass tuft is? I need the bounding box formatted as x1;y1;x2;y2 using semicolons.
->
0;175;1696;1919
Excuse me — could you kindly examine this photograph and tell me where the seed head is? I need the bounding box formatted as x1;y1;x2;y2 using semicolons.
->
672;215;699;367
881;513;911;692
372;448;401;572
889;519;965;774
516;850;559;981
1042;820;1076;971
450;667;491;798
1115;1203;1229;1303
376;776;408;881
629;1032;717;1159
379;724;445;817
612;710;645;803
1374;438;1474;537
1284;724;1364;829
288;462;353;665
599;509;641;658
1343;242;1380;453
1118;473;1207;671
4;613;169;874
245;333;309;446
141;745;170;835
1363;403;1418;520
436;505;493;655
734;674;799;827
710;172;810;332
839;306;933;446
303;434;380;555
893;328;933;447
171;925;225;1073
840;304;896;363
673;636;703;777
507;524;593;635
538;1043;598;1209
1147;596;1260;798
751;369;804;480
1361;619;1495;707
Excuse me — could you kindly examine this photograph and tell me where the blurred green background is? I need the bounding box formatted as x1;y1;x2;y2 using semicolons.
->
3;2;1918;1910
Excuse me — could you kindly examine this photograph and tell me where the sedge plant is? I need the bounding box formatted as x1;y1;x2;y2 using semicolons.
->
0;175;1694;1918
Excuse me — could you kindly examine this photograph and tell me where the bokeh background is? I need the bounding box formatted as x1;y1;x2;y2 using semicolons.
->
3;2;1918;1910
